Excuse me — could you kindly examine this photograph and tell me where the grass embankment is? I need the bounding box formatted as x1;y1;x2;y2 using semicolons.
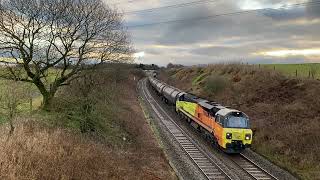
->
0;64;176;179
159;64;320;180
261;63;320;79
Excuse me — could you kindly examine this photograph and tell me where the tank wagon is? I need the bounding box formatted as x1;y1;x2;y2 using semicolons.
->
148;77;252;153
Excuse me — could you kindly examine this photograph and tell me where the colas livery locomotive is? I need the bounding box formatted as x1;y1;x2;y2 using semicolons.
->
148;77;252;154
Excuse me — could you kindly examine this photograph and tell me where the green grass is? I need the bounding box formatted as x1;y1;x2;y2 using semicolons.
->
254;143;317;180
261;63;320;79
0;115;6;125
192;73;209;86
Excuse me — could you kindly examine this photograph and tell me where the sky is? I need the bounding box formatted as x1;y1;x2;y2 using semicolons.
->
105;0;320;66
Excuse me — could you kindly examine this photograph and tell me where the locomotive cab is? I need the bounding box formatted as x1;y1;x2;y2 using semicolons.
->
215;110;253;153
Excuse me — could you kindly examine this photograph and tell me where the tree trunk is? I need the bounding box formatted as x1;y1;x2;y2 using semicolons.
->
9;119;15;135
42;91;55;110
9;109;15;135
32;78;57;110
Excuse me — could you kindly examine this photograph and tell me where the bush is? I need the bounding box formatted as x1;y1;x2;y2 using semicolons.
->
204;75;229;94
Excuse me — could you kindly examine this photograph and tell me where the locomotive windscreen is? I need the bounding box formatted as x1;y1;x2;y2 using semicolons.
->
225;112;249;128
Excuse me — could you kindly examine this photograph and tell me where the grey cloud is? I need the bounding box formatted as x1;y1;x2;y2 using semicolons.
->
306;0;320;18
261;8;306;21
157;3;320;47
145;48;162;55
190;46;248;57
157;2;242;45
262;0;320;21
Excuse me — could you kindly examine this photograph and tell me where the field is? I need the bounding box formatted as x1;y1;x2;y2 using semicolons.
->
261;63;320;79
159;64;320;180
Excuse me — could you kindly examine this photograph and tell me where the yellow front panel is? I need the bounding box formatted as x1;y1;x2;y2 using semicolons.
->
221;128;253;148
176;100;197;117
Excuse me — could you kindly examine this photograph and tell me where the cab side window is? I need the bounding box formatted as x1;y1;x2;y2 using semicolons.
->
216;115;224;126
215;115;219;122
179;95;184;101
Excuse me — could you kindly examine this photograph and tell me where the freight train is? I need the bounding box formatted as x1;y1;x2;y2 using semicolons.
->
148;77;252;153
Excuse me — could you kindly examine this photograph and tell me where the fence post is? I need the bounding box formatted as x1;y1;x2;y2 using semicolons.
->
273;66;275;71
295;69;298;77
309;70;311;78
259;64;260;69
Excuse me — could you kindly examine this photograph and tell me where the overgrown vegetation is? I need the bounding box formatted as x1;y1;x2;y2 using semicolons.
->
0;64;176;179
159;63;320;180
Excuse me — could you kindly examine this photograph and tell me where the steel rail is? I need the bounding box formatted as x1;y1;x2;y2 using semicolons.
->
232;153;279;180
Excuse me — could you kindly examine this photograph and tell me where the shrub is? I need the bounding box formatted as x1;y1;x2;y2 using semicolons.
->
204;75;229;94
232;74;241;82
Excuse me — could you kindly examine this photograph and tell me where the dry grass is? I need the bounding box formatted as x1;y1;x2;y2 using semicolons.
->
0;119;175;180
160;64;320;180
0;119;123;179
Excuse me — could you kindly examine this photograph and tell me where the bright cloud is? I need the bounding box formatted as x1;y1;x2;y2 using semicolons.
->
239;0;306;10
133;51;145;58
257;49;320;57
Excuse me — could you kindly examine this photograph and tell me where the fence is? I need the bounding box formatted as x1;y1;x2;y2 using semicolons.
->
256;64;320;79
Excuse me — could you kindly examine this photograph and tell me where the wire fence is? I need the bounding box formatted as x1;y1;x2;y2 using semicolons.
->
256;64;320;79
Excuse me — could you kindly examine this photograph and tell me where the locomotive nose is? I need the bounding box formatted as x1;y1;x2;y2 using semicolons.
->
227;129;243;140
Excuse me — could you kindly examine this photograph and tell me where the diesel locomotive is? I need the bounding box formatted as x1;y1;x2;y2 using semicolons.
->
148;77;252;153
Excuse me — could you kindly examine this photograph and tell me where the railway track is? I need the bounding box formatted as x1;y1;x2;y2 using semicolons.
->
231;154;279;180
140;79;233;180
140;78;280;180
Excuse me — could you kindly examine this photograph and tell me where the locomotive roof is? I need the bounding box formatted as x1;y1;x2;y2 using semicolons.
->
184;93;207;103
216;108;241;116
198;100;224;110
198;101;214;109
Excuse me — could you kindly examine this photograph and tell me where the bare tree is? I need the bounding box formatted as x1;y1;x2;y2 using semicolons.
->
0;0;132;109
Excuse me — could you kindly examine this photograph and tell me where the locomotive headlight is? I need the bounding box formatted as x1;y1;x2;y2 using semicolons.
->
226;133;232;139
245;134;251;140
